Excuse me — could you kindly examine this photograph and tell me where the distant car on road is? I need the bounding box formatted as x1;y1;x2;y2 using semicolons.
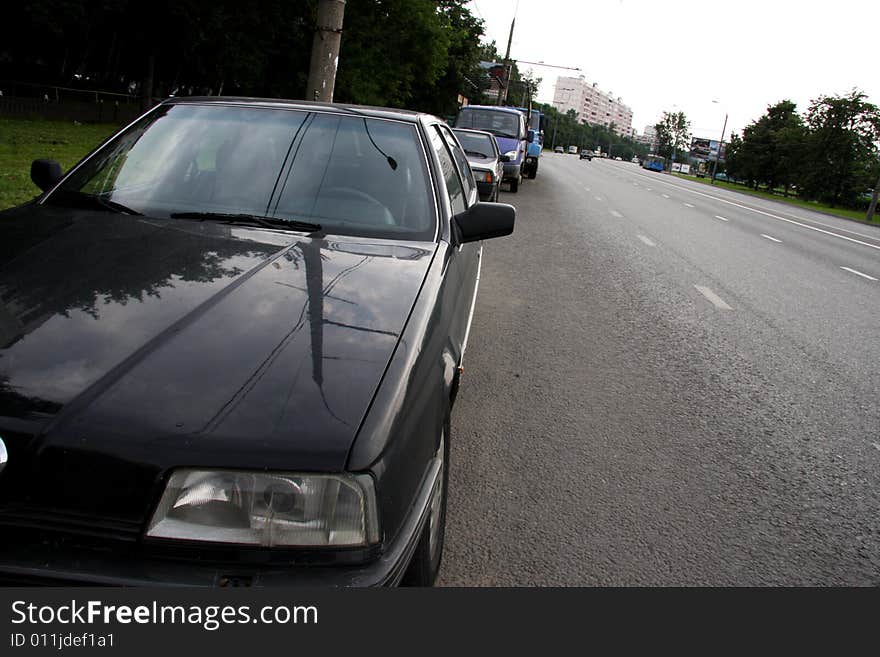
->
579;149;592;161
0;96;517;587
452;127;503;202
614;156;622;161
568;145;578;155
554;145;564;154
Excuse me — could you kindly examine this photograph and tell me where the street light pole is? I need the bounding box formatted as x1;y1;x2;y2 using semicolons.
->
710;100;728;185
498;16;515;106
710;113;728;184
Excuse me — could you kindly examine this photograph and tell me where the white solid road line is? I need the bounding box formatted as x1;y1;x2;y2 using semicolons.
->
684;203;695;208
694;285;733;310
714;215;729;222
761;234;783;243
637;234;656;247
840;266;878;281
610;210;623;218
628;170;880;252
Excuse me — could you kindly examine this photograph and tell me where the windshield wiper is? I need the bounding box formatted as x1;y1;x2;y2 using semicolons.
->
170;212;321;233
47;190;142;215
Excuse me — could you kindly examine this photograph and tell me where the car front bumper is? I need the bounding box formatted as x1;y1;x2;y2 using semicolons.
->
0;460;442;588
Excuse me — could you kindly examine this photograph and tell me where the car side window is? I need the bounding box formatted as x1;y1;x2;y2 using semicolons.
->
438;125;477;204
429;125;466;216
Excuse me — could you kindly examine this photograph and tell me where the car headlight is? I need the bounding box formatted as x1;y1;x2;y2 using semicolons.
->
146;469;379;547
473;170;493;183
503;150;518;160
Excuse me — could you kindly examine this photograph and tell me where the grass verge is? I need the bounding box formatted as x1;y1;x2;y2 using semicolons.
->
0;118;118;210
672;173;875;224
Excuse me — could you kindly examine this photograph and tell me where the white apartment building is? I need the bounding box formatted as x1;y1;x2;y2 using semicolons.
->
635;124;657;148
552;75;633;137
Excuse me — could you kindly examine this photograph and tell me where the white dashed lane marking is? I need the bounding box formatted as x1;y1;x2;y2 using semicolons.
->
840;267;877;281
694;285;733;310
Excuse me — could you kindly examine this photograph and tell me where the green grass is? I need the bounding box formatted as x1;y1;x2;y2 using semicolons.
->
672;173;875;223
0;118;118;210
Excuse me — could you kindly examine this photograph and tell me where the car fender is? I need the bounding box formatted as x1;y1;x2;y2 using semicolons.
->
347;241;464;544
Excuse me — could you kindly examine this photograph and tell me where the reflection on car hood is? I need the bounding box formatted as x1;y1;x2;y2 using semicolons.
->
0;205;434;521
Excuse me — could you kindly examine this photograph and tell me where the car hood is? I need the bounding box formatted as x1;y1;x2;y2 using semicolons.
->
0;205;434;525
495;136;523;159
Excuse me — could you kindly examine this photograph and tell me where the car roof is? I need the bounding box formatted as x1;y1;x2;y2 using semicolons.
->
162;96;439;124
458;104;524;116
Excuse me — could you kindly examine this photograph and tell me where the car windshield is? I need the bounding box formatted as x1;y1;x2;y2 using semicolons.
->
452;131;496;159
47;103;436;240
454;109;520;139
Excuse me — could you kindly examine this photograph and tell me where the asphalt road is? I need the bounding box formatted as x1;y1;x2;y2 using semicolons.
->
436;154;880;586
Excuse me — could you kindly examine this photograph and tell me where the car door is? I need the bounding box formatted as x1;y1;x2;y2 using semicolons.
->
428;123;481;369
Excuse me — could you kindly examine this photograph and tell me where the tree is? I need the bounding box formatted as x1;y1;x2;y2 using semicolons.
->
0;0;486;116
334;0;448;109
799;90;880;207
724;132;745;182
733;100;807;194
409;0;486;115
506;69;542;108
654;111;691;166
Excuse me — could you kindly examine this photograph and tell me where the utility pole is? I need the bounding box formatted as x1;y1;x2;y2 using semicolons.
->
306;0;346;102
497;16;515;106
710;112;728;184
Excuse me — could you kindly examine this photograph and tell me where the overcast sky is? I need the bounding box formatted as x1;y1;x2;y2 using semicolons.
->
467;0;880;140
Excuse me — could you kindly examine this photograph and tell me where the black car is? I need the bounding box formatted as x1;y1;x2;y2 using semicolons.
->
0;97;515;586
451;127;503;202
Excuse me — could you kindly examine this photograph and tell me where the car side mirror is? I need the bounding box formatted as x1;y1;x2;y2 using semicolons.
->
527;131;535;144
31;159;63;192
453;202;515;244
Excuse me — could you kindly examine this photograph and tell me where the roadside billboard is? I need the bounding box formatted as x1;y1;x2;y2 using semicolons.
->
690;137;725;160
